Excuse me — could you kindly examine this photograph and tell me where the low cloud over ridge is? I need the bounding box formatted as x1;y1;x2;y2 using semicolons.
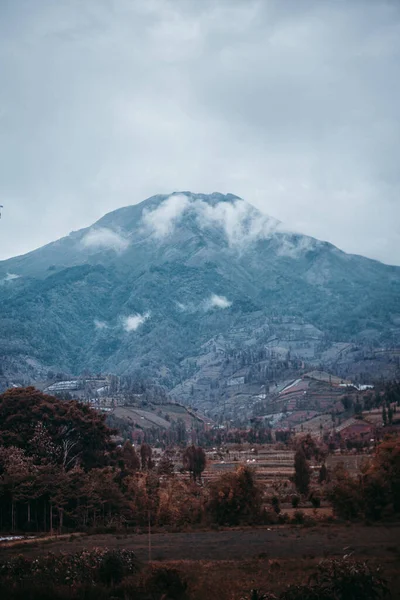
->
205;294;232;310
141;194;279;247
123;312;150;332
142;194;189;238
81;227;129;253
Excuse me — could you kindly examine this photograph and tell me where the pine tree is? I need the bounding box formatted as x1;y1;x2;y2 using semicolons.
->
318;463;328;484
294;448;310;495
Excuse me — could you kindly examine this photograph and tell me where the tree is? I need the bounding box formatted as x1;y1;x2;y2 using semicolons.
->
0;387;116;470
354;398;362;415
363;436;400;520
318;463;328;484
207;466;262;525
182;445;206;482
297;434;326;462
0;446;36;530
157;452;175;477
342;396;353;412
271;496;280;514
140;443;153;470
120;441;140;473
327;464;364;520
294;448;310;495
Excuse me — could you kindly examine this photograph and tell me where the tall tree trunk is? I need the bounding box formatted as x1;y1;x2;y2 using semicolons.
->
59;508;63;534
11;501;15;532
27;502;31;524
50;503;53;536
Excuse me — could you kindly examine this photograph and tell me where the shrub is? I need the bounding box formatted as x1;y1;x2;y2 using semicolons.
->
0;548;140;587
98;550;125;586
145;567;188;600
281;559;389;600
263;509;279;525
207;466;262;526
327;475;364;520
291;495;300;508
271;496;281;514
309;493;321;509
291;510;305;525
241;591;278;600
278;512;290;525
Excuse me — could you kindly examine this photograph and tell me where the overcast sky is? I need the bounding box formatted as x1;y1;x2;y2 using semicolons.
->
0;0;399;265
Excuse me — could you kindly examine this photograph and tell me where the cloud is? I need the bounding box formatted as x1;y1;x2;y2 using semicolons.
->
81;227;129;252
175;301;189;311
122;312;150;332
142;194;189;238
0;1;400;265
94;319;108;330
195;198;280;247
205;294;232;310
142;194;280;247
275;233;320;259
3;273;20;281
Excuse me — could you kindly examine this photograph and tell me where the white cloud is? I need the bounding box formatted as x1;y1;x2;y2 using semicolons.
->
142;194;280;247
81;227;129;252
195;198;280;247
176;301;188;311
3;273;20;281
142;194;189;238
275;233;319;259
205;294;232;310
122;312;150;332
94;319;108;330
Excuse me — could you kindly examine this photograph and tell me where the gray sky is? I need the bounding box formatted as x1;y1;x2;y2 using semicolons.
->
1;0;400;264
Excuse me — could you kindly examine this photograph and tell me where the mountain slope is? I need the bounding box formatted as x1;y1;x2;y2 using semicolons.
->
0;192;399;390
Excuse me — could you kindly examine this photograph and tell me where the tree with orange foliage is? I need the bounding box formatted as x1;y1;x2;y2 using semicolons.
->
363;436;400;520
207;465;262;525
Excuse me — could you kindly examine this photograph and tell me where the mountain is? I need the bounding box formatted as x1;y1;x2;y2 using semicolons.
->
1;192;400;403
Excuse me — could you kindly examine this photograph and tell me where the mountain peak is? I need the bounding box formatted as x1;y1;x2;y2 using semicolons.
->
95;191;279;248
1;191;399;390
95;191;244;229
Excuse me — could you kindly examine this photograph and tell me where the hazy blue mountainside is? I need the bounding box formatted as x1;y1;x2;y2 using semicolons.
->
0;192;399;391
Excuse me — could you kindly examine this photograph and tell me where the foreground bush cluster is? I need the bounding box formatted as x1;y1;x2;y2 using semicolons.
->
241;559;389;600
0;548;140;587
0;554;389;600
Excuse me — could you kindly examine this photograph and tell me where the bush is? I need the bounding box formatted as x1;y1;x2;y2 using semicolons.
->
0;548;140;587
281;559;389;600
291;495;300;508
309;494;321;509
271;496;281;514
291;510;305;525
98;550;125;586
278;512;290;525
241;591;278;600
207;466;262;526
145;567;188;600
327;476;364;520
263;509;279;525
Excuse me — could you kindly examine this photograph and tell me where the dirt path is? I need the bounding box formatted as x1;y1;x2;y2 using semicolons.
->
1;525;398;562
